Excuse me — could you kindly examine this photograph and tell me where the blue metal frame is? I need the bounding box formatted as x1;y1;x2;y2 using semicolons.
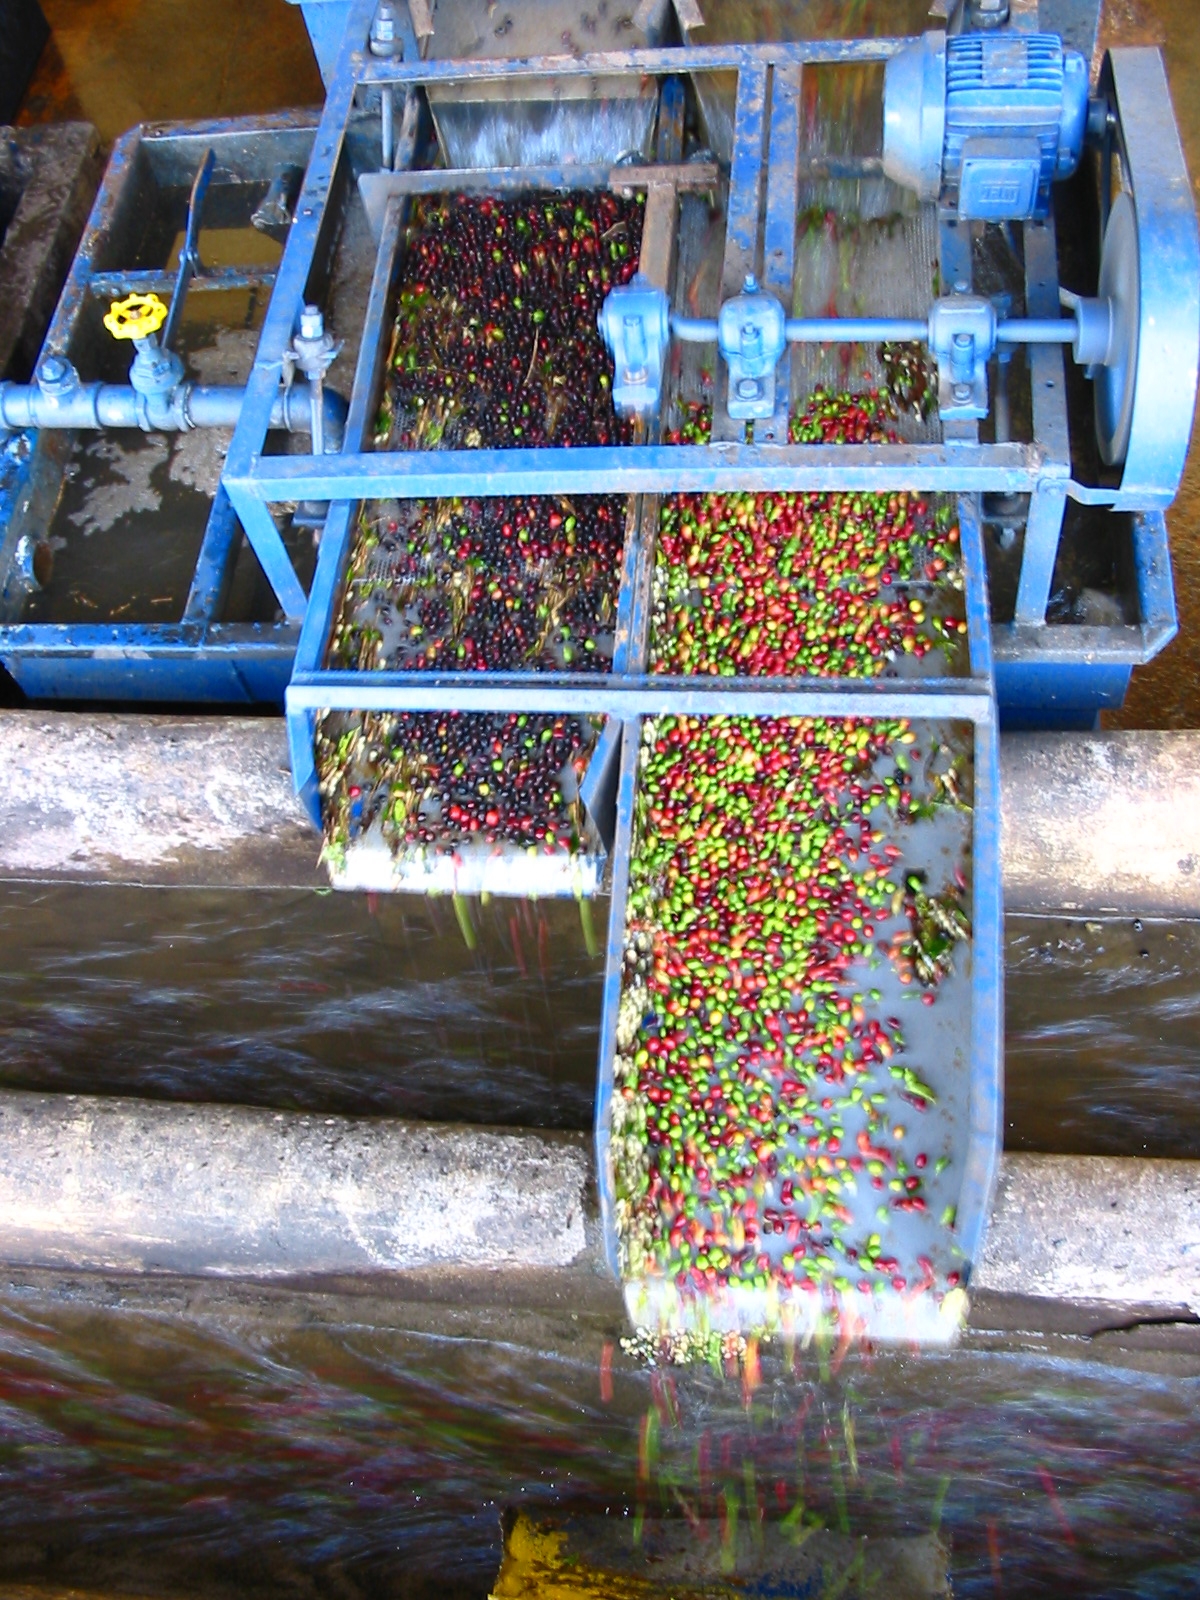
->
271;31;1189;812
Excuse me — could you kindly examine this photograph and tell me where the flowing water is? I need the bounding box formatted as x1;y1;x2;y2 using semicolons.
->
1;886;1198;1159
0;1270;1197;1598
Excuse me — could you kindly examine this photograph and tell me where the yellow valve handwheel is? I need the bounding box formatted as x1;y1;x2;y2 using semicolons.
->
103;292;169;341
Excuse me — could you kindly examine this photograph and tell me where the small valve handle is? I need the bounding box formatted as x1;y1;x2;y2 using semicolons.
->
103;292;169;342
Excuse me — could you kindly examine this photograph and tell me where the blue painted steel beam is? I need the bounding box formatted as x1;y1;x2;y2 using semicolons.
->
713;61;768;444
356;38;915;88
0;621;299;704
233;441;1064;501
1013;215;1070;627
183;485;242;622
594;718;639;1277
957;715;1003;1272
285;0;354;86
285;675;995;721
286;193;412;822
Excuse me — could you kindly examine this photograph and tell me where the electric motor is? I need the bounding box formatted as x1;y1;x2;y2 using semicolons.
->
883;30;1090;221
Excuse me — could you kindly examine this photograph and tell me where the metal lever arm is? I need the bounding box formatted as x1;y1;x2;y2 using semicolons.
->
162;147;216;355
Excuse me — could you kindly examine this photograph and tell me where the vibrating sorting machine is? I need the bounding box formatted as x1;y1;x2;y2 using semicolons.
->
0;0;1195;1341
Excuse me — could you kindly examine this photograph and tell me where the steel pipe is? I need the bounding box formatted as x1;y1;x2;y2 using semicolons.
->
786;316;928;343
669;315;718;342
668;312;1078;349
0;379;347;450
996;318;1076;344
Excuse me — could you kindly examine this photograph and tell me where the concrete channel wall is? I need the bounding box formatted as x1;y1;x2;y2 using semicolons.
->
0;1091;1196;1331
0;713;1198;915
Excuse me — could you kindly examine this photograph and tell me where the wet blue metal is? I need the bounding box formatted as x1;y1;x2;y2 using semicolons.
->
286;676;996;719
592;692;1003;1297
183;485;243;623
594;717;639;1278
221;0;378;628
1133;507;1179;656
712;62;768;441
0;623;298;702
287;192;409;825
992;507;1176;725
1012;214;1070;627
993;659;1132;730
357;38;913;87
0;13;1186;734
287;0;354;86
961;709;1003;1279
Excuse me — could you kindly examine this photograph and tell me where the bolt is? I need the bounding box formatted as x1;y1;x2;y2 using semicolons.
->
953;332;972;350
952;382;972;403
299;304;325;341
370;1;398;53
38;355;69;386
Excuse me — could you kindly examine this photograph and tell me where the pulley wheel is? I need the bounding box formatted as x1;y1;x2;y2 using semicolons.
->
1094;189;1141;467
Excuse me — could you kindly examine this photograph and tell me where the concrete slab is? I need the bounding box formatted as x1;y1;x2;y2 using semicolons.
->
0;711;322;889
974;1152;1200;1316
999;731;1200;917
1;715;1198;915
0;1092;594;1277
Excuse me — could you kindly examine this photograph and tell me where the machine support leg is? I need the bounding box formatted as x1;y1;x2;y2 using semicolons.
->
224;484;309;623
759;62;802;445
712;62;768;443
1013;484;1068;625
1015;214;1071;626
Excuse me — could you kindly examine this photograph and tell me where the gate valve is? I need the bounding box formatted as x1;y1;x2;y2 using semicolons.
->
104;293;184;399
103;292;169;343
284;304;341;388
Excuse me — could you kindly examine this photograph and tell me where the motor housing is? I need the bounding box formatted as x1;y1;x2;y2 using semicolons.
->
883;30;1089;220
